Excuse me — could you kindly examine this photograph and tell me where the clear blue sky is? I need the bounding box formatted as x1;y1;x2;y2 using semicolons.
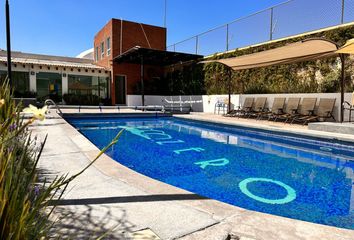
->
0;0;289;57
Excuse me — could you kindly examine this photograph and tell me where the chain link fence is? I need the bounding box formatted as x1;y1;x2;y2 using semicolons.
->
167;0;354;56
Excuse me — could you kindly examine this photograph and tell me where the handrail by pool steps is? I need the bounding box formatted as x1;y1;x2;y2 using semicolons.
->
45;99;63;116
48;104;192;114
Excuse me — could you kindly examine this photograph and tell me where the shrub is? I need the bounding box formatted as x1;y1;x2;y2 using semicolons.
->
0;80;50;239
63;93;104;105
0;79;122;239
13;90;37;98
319;71;340;93
37;93;62;104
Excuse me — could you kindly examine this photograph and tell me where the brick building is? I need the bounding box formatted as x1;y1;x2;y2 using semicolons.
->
94;19;166;105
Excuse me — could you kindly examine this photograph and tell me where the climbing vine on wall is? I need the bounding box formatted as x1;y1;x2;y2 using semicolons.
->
202;24;354;95
148;62;205;95
157;24;354;95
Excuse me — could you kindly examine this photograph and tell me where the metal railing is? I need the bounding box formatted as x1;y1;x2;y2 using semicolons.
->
53;105;166;113
44;99;63;116
167;0;354;56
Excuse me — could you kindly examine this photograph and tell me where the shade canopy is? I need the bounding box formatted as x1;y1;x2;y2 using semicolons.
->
205;39;338;71
336;38;354;54
202;38;353;122
113;46;203;66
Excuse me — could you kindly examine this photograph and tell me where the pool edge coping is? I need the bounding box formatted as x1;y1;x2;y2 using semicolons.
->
174;114;354;144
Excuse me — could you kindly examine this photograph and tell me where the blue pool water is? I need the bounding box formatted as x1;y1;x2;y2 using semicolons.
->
66;116;354;229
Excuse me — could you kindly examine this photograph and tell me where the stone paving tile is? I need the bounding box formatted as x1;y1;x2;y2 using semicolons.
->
225;211;354;240
36;118;218;239
176;222;231;240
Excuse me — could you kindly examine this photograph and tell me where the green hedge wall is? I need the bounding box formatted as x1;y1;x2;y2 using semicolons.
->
146;63;206;95
164;24;354;95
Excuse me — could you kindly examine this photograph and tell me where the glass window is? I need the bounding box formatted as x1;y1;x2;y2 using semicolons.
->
0;70;30;97
0;70;7;82
95;47;99;61
101;42;104;59
68;75;93;96
68;75;108;99
106;37;111;56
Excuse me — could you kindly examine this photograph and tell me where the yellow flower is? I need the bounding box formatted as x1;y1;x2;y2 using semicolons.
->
0;99;4;108
23;105;47;121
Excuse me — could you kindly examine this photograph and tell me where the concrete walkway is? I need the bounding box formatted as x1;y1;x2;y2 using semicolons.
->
31;112;354;240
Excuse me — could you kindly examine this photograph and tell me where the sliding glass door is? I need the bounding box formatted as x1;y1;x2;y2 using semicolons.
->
36;72;62;100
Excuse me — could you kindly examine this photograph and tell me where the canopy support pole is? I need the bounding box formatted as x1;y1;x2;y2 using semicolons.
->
140;56;145;107
6;0;12;85
340;54;345;123
228;70;231;113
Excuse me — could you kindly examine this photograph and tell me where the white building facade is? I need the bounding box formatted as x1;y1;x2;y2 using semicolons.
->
0;50;110;104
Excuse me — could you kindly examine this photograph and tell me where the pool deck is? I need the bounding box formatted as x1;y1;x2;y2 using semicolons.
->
175;113;354;143
31;110;354;240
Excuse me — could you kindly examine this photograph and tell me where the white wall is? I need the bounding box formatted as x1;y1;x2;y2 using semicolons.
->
202;94;240;113
62;74;68;95
127;93;353;122
29;72;36;92
127;95;204;111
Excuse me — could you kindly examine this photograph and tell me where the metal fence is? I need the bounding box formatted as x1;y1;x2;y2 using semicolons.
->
167;0;354;56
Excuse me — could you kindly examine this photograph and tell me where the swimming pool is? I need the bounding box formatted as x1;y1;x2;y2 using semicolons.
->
66;116;354;230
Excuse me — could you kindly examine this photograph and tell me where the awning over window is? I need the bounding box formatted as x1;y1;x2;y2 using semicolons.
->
113;46;203;66
204;39;339;70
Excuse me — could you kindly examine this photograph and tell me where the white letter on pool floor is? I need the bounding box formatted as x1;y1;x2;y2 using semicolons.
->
195;158;230;169
174;147;205;154
156;140;185;145
145;132;173;140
